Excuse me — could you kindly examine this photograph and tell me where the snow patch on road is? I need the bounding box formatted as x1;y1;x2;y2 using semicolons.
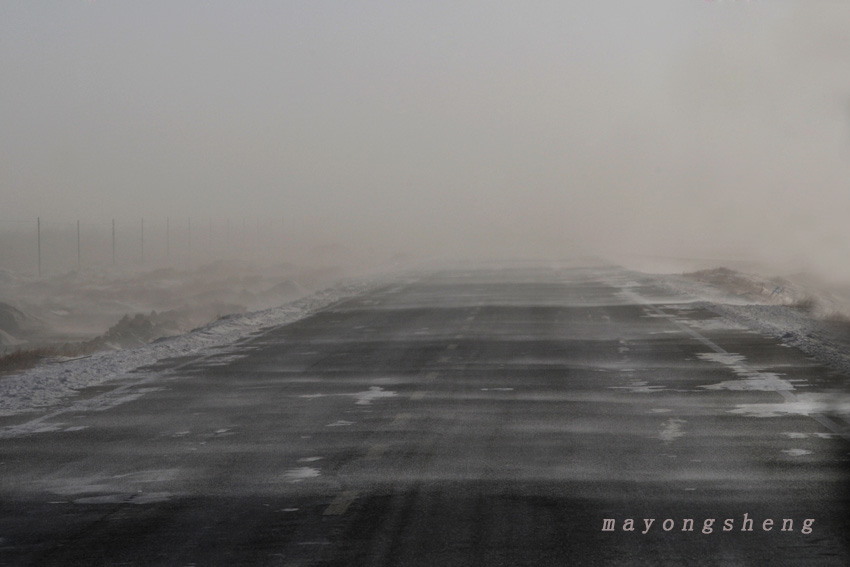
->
284;467;320;483
298;386;398;405
696;352;794;392
781;449;812;457
353;386;397;405
659;418;686;442
609;380;667;394
729;393;850;418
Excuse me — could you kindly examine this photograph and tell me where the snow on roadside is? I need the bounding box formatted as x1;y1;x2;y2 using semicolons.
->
0;278;378;416
651;271;850;381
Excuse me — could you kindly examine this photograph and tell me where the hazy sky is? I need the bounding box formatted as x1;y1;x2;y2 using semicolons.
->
2;2;849;271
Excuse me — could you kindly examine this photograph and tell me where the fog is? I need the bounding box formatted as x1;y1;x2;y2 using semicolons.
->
2;1;849;278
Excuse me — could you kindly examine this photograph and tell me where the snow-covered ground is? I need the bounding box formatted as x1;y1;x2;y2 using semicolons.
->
0;278;380;416
0;260;356;351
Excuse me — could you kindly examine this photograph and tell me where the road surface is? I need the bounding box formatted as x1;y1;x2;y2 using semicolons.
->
1;264;848;566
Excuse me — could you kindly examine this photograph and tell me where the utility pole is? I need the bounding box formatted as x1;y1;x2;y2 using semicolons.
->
112;219;116;267
226;218;231;255
141;218;145;264
166;217;170;264
37;217;41;277
187;217;192;267
77;220;81;269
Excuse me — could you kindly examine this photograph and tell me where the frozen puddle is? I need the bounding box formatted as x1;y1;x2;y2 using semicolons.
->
696;352;794;392
284;467;320;483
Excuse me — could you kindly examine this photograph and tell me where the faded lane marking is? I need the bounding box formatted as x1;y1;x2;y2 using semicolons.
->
323;491;358;516
391;413;412;426
365;444;388;459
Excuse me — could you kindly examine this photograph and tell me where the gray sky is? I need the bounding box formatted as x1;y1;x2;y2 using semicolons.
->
2;2;849;273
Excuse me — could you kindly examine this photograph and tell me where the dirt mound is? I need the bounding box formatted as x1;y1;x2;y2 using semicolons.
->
680;266;850;322
683;267;790;301
89;311;185;349
0;302;27;336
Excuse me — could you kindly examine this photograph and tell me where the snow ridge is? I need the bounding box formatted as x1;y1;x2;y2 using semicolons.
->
0;279;377;416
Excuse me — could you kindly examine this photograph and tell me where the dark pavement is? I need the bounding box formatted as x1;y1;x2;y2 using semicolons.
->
1;264;849;566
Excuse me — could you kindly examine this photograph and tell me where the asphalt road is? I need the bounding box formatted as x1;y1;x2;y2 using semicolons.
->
1;264;849;566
